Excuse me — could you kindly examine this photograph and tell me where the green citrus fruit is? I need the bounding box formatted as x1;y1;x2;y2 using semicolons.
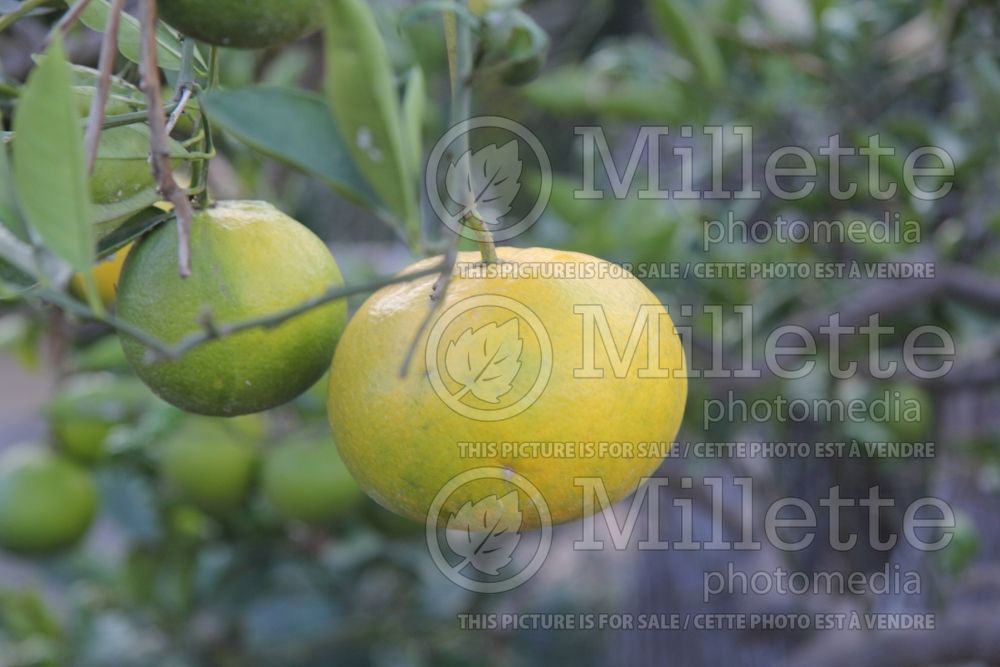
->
117;201;347;417
327;247;688;528
158;0;322;49
47;372;152;464
0;447;98;554
262;437;364;525
90;126;157;206
90;126;188;239
160;415;263;513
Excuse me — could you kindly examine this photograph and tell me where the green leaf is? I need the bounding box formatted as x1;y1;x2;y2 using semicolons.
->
70;64;147;106
0;135;27;243
0;227;38;300
649;0;724;88
96;206;173;259
401;66;426;179
323;0;419;246
12;37;94;275
0;590;61;641
201;87;379;208
75;0;206;74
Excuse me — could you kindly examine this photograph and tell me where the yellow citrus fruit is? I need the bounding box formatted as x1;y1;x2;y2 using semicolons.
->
117;201;347;417
261;436;364;525
158;0;322;49
69;242;133;308
160;415;263;513
328;247;687;528
0;447;98;554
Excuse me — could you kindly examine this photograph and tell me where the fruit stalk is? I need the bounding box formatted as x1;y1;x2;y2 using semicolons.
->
47;0;94;41
463;210;499;264
446;1;499;265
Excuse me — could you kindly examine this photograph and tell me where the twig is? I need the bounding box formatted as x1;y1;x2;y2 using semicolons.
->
397;5;479;378
165;38;196;135
34;287;175;358
47;0;95;41
165;262;447;361
37;263;447;363
102;106;171;130
0;0;51;33
84;0;125;174
139;0;194;277
164;85;192;134
447;4;498;264
399;237;460;377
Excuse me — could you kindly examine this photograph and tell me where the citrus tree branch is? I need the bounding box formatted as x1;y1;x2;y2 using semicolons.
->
83;0;125;174
48;0;94;41
36;262;447;362
399;241;459;376
33;286;176;358
445;2;498;264
397;5;480;377
158;261;448;361
139;0;195;277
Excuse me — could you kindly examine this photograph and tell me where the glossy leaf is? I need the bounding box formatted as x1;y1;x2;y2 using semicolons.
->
12;38;94;274
323;0;419;245
96;207;174;259
201;87;379;208
0;135;27;243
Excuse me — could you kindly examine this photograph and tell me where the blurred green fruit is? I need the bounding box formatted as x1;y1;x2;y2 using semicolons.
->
160;416;263;513
262;437;363;525
0;447;97;555
47;373;154;464
158;0;322;49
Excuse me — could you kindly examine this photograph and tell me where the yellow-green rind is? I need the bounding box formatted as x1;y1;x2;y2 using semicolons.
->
327;247;688;528
118;201;346;417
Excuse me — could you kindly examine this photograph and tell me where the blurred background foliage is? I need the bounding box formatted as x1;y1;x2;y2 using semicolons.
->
1;0;1000;665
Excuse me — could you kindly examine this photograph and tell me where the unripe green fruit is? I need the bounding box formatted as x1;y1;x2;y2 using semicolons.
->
158;0;323;49
262;438;363;525
160;416;263;514
48;373;152;464
117;202;347;417
0;447;98;555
